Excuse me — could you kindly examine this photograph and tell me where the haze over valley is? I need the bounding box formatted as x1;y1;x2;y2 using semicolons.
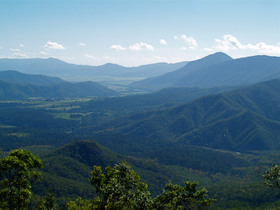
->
1;0;280;208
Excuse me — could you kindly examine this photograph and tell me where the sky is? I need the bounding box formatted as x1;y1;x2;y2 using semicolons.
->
0;0;279;67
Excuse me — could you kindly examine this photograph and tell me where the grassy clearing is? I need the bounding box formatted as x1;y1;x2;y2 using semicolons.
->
6;132;30;137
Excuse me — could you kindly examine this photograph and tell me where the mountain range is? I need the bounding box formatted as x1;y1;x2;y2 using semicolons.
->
1;53;279;95
0;70;118;99
0;58;188;80
132;53;280;91
1;52;280;208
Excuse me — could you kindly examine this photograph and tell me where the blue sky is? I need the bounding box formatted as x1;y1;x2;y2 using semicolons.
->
0;0;279;66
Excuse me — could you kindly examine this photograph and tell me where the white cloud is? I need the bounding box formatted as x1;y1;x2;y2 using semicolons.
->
129;42;154;51
174;34;197;48
103;55;116;60
247;42;280;54
215;34;280;54
160;39;167;45
44;41;65;50
40;51;49;55
110;45;126;51
215;34;243;51
181;47;187;50
19;43;24;48
204;48;215;52
181;35;197;47
153;55;165;60
13;52;28;58
10;48;21;52
79;43;86;46
85;54;97;59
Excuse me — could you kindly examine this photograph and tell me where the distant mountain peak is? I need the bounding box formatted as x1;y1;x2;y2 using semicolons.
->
211;52;232;58
101;63;124;68
47;57;58;60
197;52;232;62
46;57;68;64
131;53;280;91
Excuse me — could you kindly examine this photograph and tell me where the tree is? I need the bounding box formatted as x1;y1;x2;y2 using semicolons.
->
263;164;280;189
35;188;57;210
0;149;42;209
89;161;152;209
66;197;93;210
44;188;57;210
66;161;215;209
153;181;216;209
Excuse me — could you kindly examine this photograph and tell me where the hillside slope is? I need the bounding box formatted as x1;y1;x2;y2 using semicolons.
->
33;139;195;201
0;70;64;85
78;86;235;120
132;52;232;91
174;55;280;88
132;54;280;91
85;79;280;151
0;71;118;99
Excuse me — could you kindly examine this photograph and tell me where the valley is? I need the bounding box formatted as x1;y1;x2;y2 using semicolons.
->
0;53;280;208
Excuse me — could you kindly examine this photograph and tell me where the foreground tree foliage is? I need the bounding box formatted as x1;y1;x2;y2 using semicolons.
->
153;181;215;209
89;161;152;209
67;161;215;209
66;197;93;210
0;149;42;209
34;188;57;210
0;149;215;209
263;164;280;189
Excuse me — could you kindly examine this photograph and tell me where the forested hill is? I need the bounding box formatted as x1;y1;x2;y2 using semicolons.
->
0;70;64;85
35;139;194;200
132;53;280;91
0;70;118;99
83;79;280;152
79;86;235;117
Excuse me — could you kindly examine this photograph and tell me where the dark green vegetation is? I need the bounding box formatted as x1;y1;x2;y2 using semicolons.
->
76;86;235;121
34;140;194;202
1;53;280;208
153;181;215;209
88;161;153;209
1;150;215;209
82;79;280;152
263;164;280;189
0;79;279;208
0;149;42;209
